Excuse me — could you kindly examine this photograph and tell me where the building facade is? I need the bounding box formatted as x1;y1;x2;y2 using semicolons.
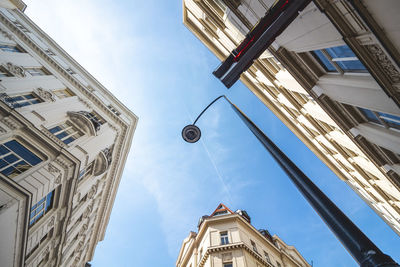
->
183;0;400;235
176;204;310;267
0;2;137;266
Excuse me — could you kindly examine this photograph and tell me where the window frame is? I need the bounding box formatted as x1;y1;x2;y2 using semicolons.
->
48;121;83;145
5;92;43;108
0;139;43;178
0;44;23;53
311;45;367;74
29;190;54;227
220;231;229;245
358;107;400;132
78;161;94;181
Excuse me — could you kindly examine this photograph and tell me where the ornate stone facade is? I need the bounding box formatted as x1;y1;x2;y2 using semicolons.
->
0;3;137;267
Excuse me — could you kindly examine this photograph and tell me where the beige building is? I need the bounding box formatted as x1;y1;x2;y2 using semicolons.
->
0;1;137;266
176;204;310;267
183;0;400;235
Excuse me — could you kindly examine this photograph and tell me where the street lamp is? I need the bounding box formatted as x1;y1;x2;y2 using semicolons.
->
182;95;399;267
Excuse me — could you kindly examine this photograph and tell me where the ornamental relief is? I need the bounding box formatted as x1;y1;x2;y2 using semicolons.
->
35;87;55;102
366;44;400;84
0;28;14;41
2;62;25;77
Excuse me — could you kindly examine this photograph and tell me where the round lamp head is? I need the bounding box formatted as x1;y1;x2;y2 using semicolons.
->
182;124;201;143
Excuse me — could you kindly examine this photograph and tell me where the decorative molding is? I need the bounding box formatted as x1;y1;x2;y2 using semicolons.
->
78;97;92;109
366;44;400;84
79;224;88;236
46;163;60;173
31;110;46;121
0;28;13;41
2;116;22;130
2;62;25;77
47;216;55;228
0;125;7;134
88;184;98;199
34;87;55;102
40;127;65;147
42;246;50;257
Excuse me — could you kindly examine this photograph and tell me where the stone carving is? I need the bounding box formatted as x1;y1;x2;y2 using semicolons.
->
47;163;60;173
0;125;7;134
366;44;400;83
88;184;98;199
54;173;62;184
46;163;62;184
35;87;55;102
79;224;88;236
73;256;80;265
2;116;22;130
76;240;84;252
0;28;13;41
83;203;94;218
42;246;50;257
3;62;25;77
47;216;55;228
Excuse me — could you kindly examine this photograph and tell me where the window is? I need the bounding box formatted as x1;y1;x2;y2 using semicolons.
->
5;93;42;108
359;107;400;131
199;248;203;259
53;88;74;99
312;45;366;73
250;240;257;253
25;229;52;259
223;263;233;267
276;262;281;267
108;105;121;116
264;251;271;263
78;162;93;180
25;67;49;76
0;140;42;178
29;190;54;226
86;111;105;125
220;231;229;245
49;122;83;145
0;44;22;53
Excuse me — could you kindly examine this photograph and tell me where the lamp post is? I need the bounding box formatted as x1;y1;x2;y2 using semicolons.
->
182;95;399;267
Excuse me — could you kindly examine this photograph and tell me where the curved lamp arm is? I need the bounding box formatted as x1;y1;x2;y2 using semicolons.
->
181;96;399;267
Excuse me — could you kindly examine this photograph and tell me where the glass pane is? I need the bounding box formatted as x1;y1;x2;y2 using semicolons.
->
10;96;23;101
1;166;16;176
312;50;336;72
25;94;35;99
0;145;9;155
359;108;380;123
5;140;41;165
63;137;75;144
326;45;356;58
49;126;62;134
0;159;8;168
56;132;68;139
4;154;18;164
336;60;366;71
19;102;31;107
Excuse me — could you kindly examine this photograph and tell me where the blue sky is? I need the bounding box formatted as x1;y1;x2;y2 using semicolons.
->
24;0;400;266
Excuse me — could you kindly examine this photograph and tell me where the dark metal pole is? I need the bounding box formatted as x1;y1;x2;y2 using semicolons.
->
228;101;399;267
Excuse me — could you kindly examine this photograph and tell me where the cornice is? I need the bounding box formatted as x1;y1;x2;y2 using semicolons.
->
0;11;137;129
